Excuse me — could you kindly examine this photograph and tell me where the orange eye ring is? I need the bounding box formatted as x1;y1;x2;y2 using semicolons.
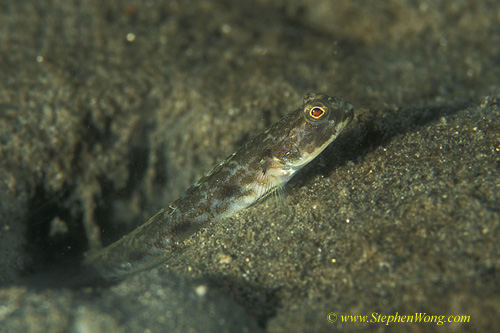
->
309;106;326;120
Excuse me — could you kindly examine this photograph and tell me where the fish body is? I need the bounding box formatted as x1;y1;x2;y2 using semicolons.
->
85;93;354;278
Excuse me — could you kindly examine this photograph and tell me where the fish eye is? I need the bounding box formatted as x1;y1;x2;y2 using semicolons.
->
309;107;326;119
307;104;329;122
303;99;330;123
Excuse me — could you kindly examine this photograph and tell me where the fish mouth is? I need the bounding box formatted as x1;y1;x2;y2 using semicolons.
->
335;100;354;126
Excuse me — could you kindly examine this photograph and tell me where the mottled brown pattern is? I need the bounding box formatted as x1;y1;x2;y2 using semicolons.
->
85;93;353;278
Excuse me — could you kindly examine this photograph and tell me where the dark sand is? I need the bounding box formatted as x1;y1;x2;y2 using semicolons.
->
1;0;499;332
